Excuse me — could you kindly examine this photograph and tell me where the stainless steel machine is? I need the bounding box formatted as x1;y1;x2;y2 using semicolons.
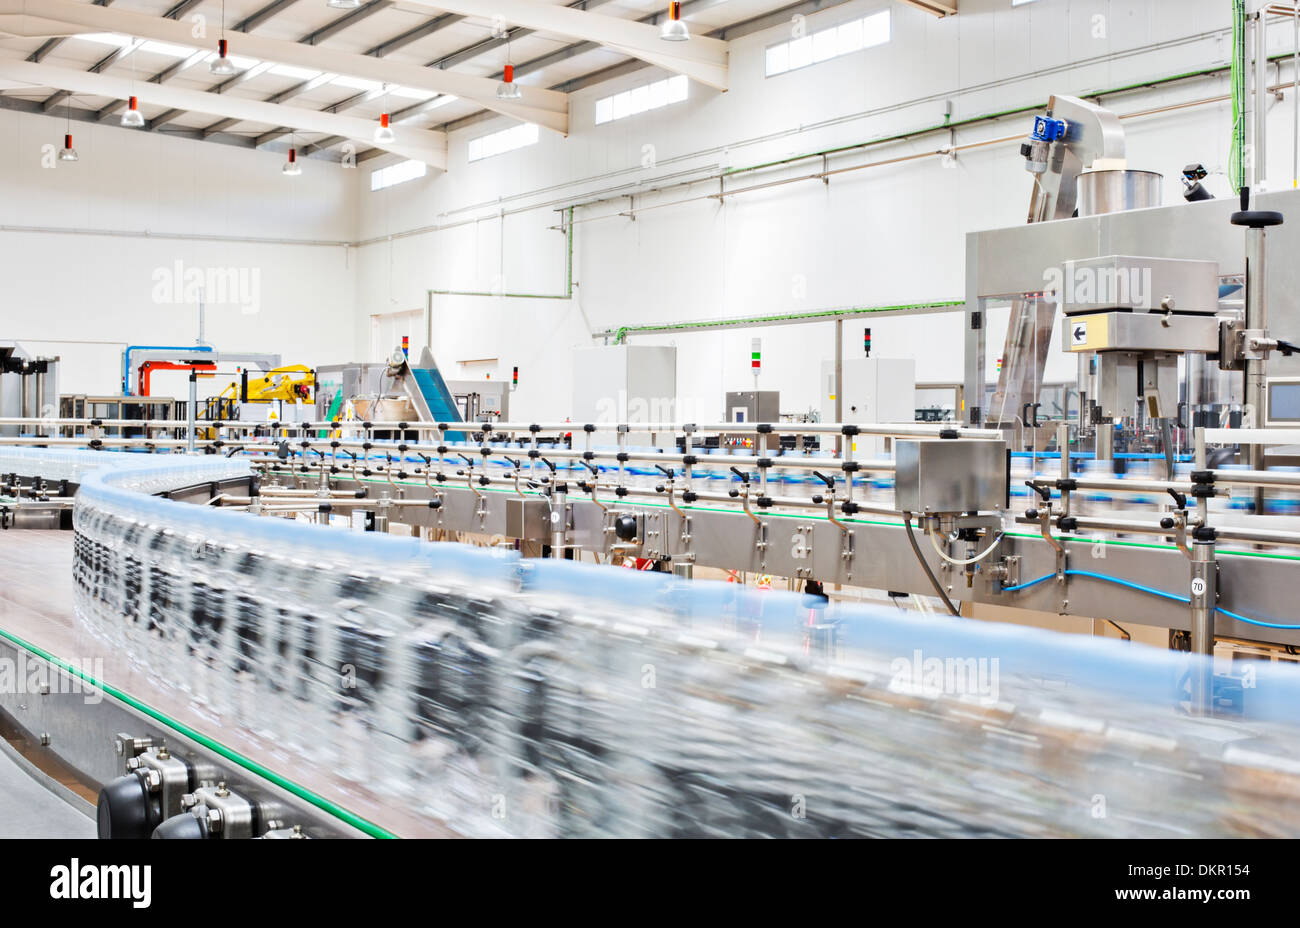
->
0;342;58;437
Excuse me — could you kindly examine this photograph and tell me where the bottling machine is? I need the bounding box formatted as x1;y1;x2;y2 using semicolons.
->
4;97;1300;840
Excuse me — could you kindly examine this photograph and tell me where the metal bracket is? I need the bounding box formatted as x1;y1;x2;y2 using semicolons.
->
790;524;814;579
987;554;1021;591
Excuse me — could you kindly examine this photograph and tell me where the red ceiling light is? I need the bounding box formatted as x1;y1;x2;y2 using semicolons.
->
497;63;522;100
661;2;689;41
121;95;145;128
374;111;395;144
210;37;237;75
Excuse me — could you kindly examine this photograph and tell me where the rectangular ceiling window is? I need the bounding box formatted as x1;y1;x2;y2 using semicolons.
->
764;9;890;77
370;159;427;192
594;75;688;126
467;123;540;163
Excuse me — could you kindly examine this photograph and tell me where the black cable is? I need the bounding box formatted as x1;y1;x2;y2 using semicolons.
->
902;512;960;617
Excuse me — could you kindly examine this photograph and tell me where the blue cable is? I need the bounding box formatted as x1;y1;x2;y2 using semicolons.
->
1001;569;1300;630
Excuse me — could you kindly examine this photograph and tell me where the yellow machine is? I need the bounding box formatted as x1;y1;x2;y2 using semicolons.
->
200;366;315;437
240;365;316;404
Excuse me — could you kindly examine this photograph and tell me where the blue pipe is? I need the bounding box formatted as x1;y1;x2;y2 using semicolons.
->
123;345;213;395
1002;569;1300;630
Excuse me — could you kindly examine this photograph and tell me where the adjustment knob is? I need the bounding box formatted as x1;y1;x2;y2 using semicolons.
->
97;774;158;839
613;514;638;541
152;813;210;840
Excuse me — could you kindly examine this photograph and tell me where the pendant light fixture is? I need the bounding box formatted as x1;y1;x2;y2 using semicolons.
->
283;136;302;176
210;2;239;75
121;96;145;128
497;40;521;100
660;2;689;41
210;38;237;75
374;85;395;143
59;99;78;162
121;42;144;127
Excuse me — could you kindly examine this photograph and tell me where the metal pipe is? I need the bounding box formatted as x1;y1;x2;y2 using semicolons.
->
18;369;29;425
1244;213;1269;513
1189;539;1218;715
1254;7;1270;186
834;318;843;455
0;416;1005;439
550;483;568;557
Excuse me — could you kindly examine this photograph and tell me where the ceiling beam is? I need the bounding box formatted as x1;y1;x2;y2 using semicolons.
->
237;8;473;148
899;0;957;16
262;0;623;156
0;57;448;168
138;1;308;130
25;0;115;64
398;0;729;90
0;0;569;133
434;0;852;134
117;2;393;132
35;0;202;115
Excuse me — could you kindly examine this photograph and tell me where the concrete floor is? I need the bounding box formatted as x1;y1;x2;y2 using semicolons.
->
0;747;94;838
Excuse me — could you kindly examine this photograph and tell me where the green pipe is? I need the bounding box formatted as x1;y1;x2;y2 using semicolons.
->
0;623;397;839
611;301;965;344
428;205;574;301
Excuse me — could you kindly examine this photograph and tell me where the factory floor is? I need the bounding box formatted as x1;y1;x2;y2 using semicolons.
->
0;530;449;838
0;747;94;838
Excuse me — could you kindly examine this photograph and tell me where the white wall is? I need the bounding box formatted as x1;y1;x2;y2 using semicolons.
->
7;0;1300;421
0;105;360;401
354;0;1300;423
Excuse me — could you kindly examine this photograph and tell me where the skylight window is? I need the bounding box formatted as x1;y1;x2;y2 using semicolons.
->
371;160;427;192
764;9;890;77
331;75;384;92
467;123;539;162
139;40;193;59
269;63;322;80
594;75;687;126
388;86;436;101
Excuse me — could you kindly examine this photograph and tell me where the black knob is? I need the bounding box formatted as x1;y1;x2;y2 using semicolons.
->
1160;517;1176;530
97;774;158;839
152;813;210;840
613;514;638;541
